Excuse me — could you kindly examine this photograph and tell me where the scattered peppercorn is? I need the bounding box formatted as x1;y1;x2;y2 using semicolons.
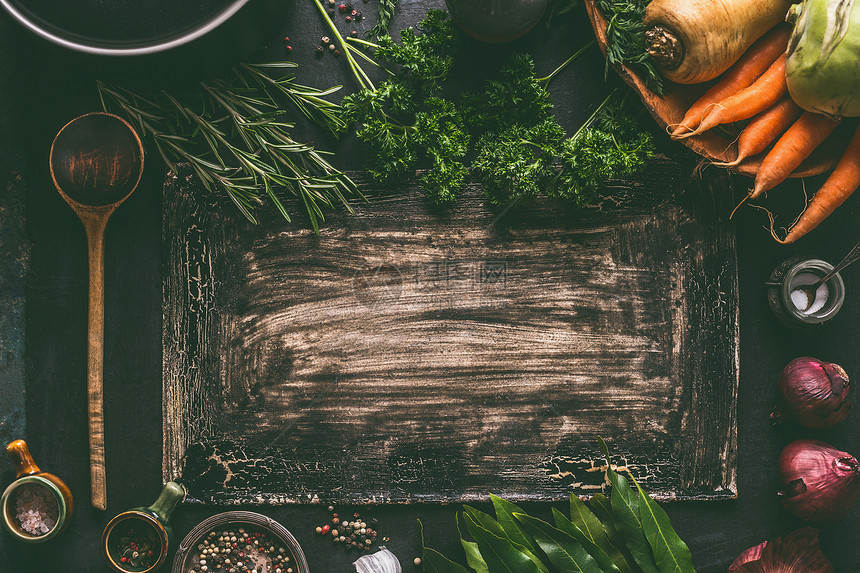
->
414;557;422;566
350;30;359;38
313;507;383;553
286;45;292;53
283;36;290;43
338;3;347;12
191;527;292;573
321;35;330;44
333;49;341;57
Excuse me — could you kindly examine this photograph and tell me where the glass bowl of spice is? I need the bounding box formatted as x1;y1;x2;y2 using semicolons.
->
766;257;846;327
171;511;309;573
1;439;73;543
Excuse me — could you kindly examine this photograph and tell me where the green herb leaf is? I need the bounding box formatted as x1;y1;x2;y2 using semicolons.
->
366;0;399;40
631;475;697;573
592;0;664;94
598;437;660;573
456;514;489;573
588;493;624;548
419;519;471;573
464;512;543;573
463;506;548;573
491;494;538;554
553;508;625;573
569;495;632;573
513;512;603;573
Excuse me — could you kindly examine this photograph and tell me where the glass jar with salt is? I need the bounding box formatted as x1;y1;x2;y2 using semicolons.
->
766;257;846;327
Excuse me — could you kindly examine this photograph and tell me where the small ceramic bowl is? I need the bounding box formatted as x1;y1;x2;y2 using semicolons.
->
171;511;309;573
102;481;186;573
1;440;73;543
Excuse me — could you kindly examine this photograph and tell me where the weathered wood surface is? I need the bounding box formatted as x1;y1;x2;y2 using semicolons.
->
163;157;739;504
0;151;29;482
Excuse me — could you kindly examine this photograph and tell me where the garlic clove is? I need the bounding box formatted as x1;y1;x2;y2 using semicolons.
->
354;548;402;573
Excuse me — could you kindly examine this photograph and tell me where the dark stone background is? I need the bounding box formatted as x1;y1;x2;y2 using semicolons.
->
0;0;859;571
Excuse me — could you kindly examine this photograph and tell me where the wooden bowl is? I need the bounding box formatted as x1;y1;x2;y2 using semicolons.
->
583;1;837;179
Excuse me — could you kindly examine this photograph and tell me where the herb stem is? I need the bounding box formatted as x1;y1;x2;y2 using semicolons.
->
571;91;614;142
313;0;374;90
537;39;596;85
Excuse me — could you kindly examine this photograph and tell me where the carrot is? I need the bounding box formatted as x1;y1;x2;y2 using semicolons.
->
751;112;841;199
781;123;860;243
712;97;802;167
677;55;788;139
645;0;794;84
670;25;791;137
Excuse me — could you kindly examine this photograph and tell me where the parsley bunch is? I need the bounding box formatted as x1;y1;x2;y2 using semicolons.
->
341;10;469;204
466;54;654;207
330;7;654;209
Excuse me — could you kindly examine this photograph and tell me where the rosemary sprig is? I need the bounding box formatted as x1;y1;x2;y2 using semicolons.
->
98;63;361;232
366;0;399;39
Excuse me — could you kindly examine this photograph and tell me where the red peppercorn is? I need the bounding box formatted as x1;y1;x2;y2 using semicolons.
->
321;525;330;534
121;557;128;564
147;550;153;557
283;36;290;42
351;9;357;15
338;3;347;12
345;16;352;21
286;45;292;52
333;49;341;57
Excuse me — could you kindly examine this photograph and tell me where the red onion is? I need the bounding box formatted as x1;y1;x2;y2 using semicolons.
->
729;528;833;573
728;540;766;571
771;357;850;429
778;439;860;522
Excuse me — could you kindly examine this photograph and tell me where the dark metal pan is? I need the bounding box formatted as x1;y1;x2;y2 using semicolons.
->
0;0;283;57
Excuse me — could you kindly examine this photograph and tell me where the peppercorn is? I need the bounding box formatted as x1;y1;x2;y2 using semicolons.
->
338;3;347;12
286;45;292;53
321;525;330;534
345;16;351;21
283;36;290;43
349;30;358;38
329;44;336;52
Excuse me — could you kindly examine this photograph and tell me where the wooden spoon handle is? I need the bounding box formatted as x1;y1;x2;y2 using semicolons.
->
84;217;108;510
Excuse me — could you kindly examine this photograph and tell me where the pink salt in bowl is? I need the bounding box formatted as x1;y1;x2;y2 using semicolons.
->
1;440;74;543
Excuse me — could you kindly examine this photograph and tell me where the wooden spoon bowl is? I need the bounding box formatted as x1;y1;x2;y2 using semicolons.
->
583;1;837;179
49;112;145;510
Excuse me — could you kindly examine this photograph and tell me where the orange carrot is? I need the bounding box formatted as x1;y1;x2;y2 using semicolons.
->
712;97;802;167
781;123;860;243
751;112;842;199
671;25;791;138
678;55;787;139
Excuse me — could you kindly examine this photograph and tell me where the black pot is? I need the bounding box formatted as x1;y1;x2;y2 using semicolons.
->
0;0;286;85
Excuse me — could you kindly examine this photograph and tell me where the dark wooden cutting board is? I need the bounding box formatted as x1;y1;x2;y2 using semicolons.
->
162;157;738;504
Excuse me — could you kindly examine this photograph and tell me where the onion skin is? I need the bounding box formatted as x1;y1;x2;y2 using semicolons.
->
728;540;766;571
644;0;794;84
730;528;834;573
778;439;860;522
771;357;850;428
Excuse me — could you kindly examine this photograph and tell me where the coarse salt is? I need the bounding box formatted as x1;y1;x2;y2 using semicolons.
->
14;483;59;536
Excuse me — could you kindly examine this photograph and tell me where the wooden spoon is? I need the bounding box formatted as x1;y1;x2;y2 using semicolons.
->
49;112;144;510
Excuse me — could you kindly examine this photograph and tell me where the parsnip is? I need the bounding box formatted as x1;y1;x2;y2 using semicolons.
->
644;0;794;84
